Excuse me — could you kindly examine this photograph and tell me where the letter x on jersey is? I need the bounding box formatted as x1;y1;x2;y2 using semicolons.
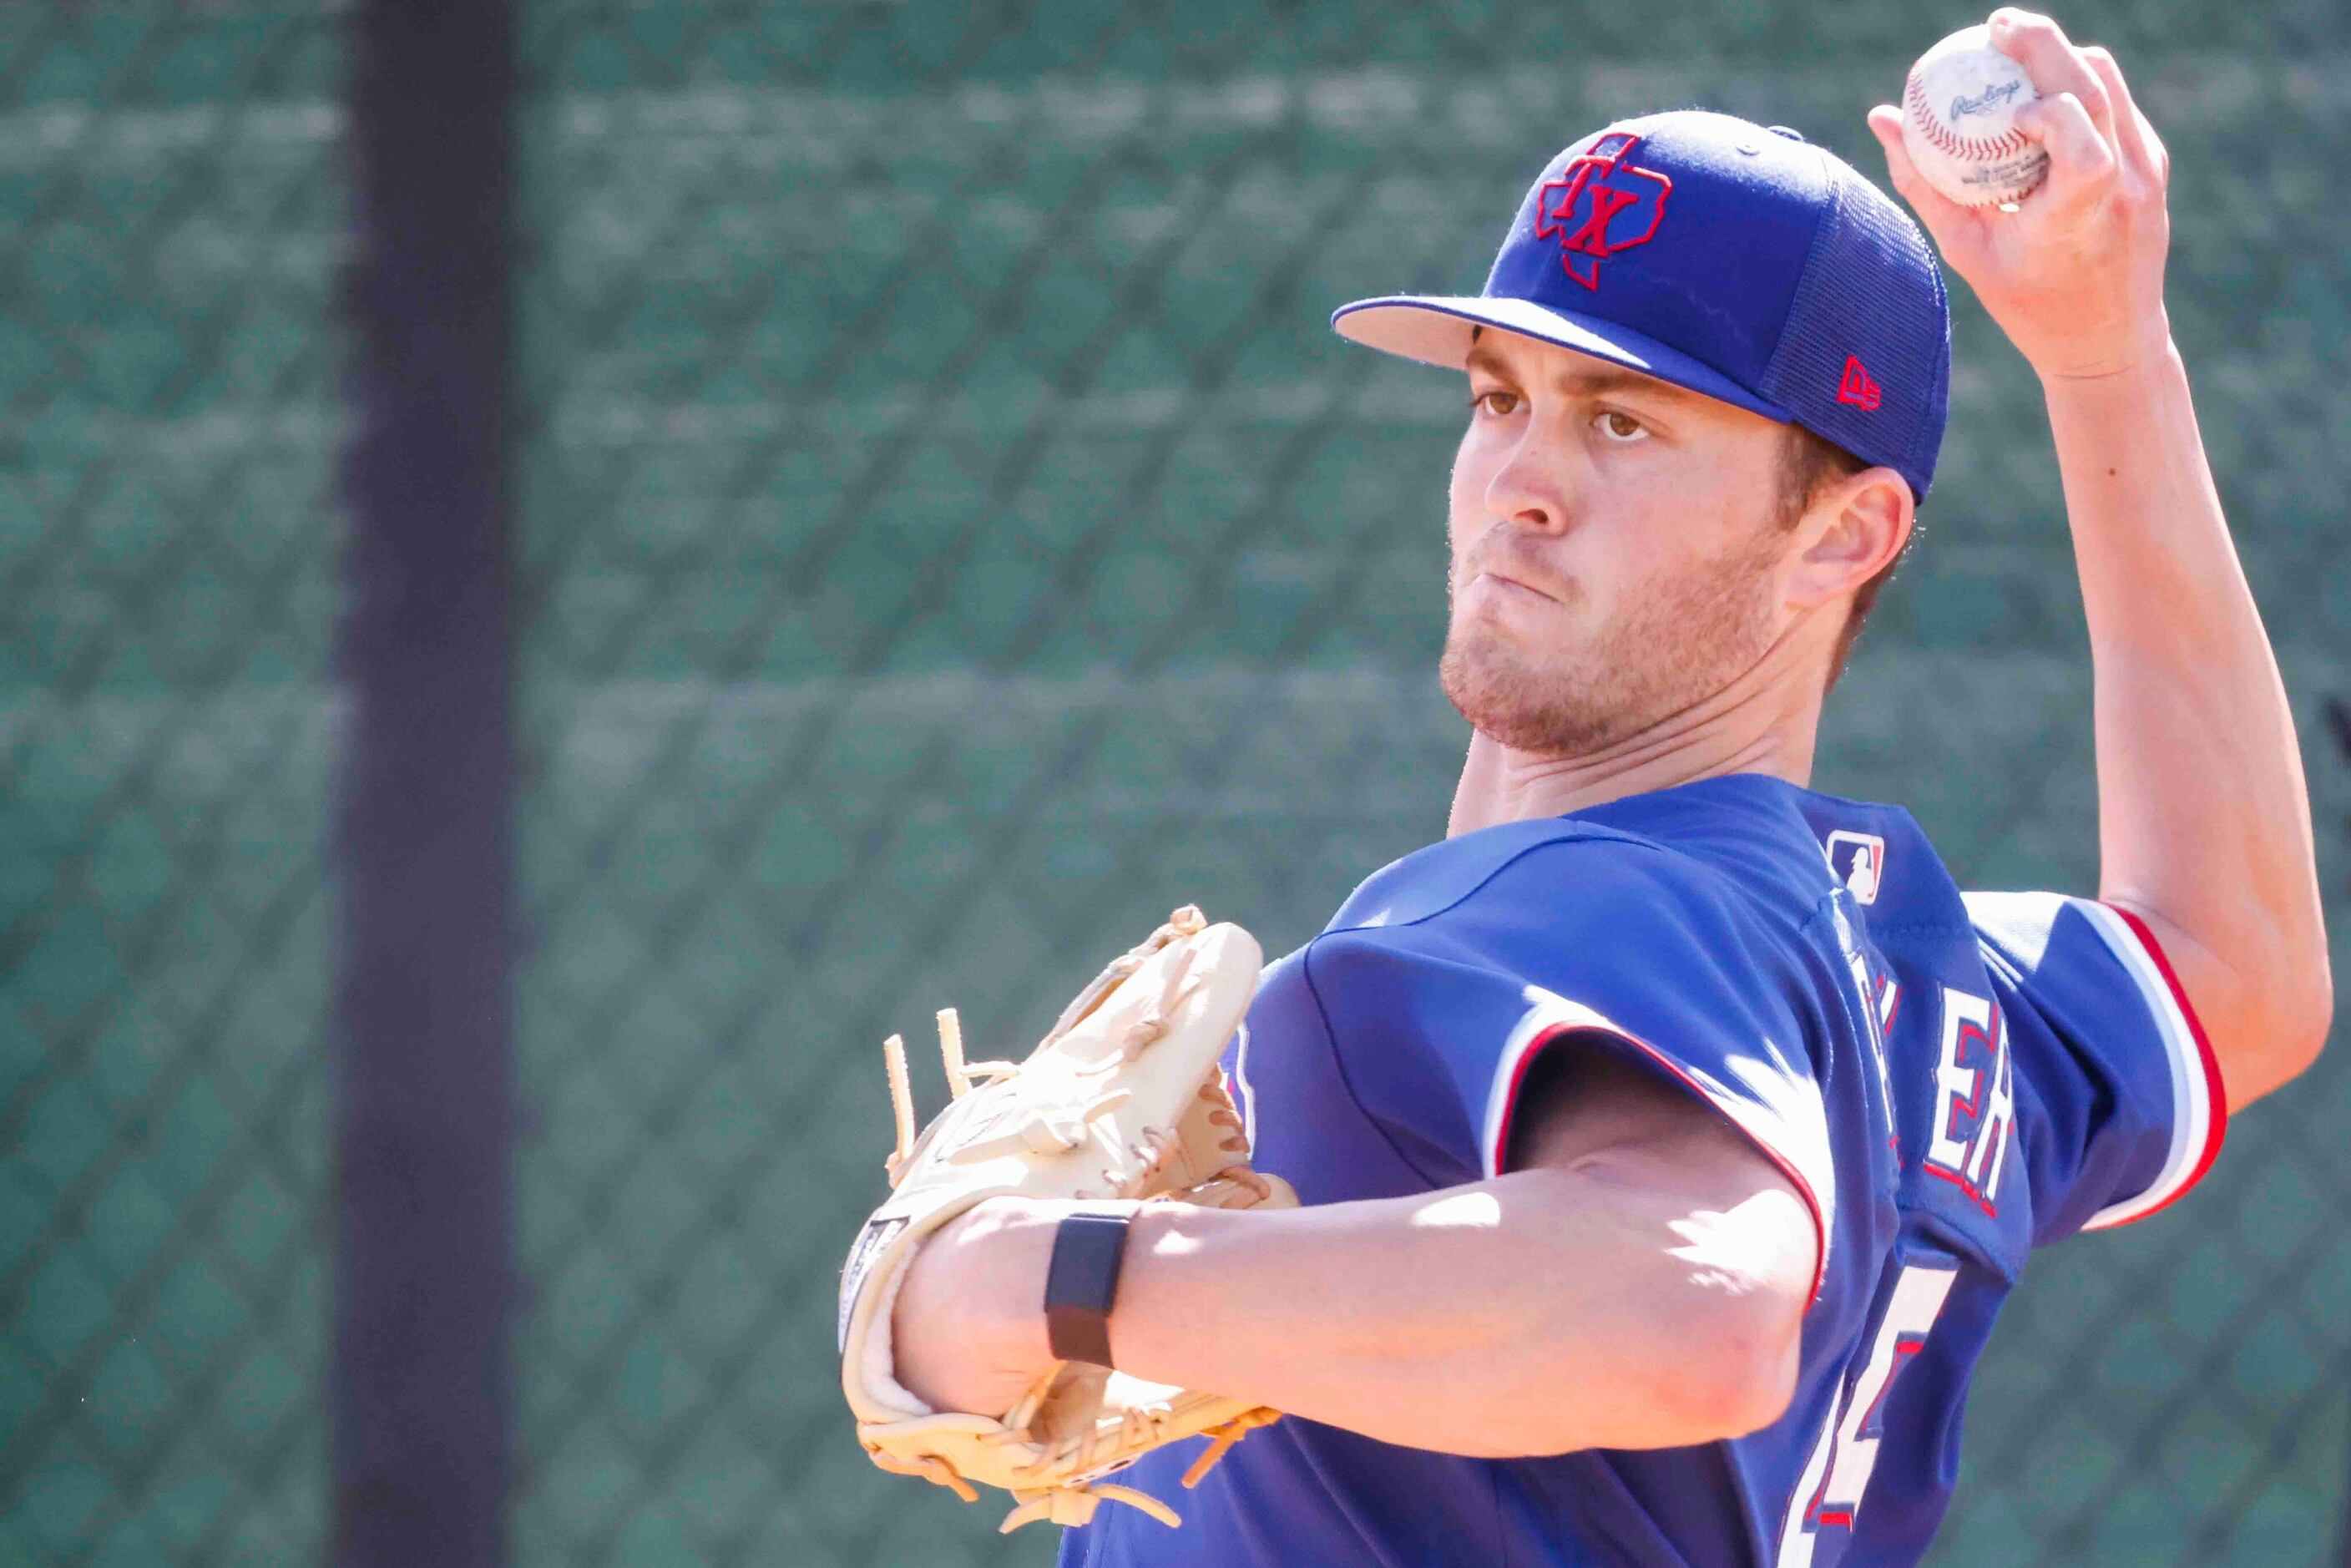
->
1534;133;1673;289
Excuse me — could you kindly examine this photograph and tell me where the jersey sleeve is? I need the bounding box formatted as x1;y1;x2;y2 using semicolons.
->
1303;837;1842;1296
1964;892;2227;1242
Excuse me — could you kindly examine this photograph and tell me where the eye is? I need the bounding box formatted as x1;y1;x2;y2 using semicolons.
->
1470;390;1522;417
1594;409;1648;443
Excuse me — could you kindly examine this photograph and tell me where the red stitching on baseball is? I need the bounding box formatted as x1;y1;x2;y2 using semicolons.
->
1906;71;2035;164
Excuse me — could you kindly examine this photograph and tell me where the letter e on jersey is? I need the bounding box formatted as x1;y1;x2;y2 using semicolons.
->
1924;988;2015;1214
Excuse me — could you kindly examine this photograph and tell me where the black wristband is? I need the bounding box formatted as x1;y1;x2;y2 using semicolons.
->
1044;1211;1131;1368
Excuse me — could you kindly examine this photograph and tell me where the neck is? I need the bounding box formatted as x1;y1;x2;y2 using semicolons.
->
1445;632;1828;837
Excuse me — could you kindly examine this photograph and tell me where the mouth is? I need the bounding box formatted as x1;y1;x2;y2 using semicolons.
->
1466;567;1559;605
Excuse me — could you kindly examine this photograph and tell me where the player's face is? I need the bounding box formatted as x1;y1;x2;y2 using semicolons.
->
1441;330;1798;757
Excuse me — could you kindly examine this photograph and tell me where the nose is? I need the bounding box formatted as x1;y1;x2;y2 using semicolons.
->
1484;437;1571;536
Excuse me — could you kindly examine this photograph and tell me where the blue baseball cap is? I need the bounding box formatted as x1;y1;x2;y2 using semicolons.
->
1333;110;1950;501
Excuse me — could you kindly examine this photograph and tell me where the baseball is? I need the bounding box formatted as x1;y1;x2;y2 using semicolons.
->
1901;24;2050;207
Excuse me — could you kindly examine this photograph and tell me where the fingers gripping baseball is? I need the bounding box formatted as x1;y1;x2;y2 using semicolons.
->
1870;11;2172;381
1988;9;2112;141
2014;91;2112;191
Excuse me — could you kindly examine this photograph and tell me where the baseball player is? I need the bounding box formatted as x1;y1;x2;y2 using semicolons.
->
885;11;2331;1564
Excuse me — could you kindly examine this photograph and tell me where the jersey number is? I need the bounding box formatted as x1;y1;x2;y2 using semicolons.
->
1776;1260;1958;1566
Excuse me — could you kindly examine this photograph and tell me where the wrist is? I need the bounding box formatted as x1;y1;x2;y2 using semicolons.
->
2036;339;2195;440
1085;1201;1234;1390
2032;320;2178;387
1044;1208;1137;1367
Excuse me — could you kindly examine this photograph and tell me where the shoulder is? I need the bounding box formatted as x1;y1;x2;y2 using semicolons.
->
1298;822;1752;1055
1325;816;1757;941
1301;818;1837;1070
1317;817;1836;1018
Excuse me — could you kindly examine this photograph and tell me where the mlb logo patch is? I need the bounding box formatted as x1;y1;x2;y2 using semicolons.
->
1825;830;1888;905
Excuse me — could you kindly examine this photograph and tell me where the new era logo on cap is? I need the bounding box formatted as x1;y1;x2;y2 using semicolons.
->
1837;356;1883;411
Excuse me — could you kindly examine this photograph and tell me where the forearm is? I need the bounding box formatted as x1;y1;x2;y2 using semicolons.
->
1110;1163;1807;1457
2043;343;2330;1099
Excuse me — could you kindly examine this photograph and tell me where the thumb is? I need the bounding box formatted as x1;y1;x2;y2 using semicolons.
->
1866;104;1979;245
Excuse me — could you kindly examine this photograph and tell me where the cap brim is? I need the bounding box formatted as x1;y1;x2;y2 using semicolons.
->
1331;295;1793;427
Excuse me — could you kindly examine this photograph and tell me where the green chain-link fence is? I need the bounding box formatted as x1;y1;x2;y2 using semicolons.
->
8;0;2350;1564
504;3;2351;1564
2;4;347;1563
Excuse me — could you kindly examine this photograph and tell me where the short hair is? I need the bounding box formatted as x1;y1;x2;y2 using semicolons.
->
1777;424;1902;691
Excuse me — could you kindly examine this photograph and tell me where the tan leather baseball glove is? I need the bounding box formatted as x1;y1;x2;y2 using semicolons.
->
837;907;1297;1533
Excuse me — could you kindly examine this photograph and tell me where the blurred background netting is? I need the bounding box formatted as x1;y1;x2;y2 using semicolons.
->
6;0;2348;1565
503;3;2349;1565
0;3;347;1564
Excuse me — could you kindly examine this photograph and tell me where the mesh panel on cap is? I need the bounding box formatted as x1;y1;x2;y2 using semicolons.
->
1761;167;1952;499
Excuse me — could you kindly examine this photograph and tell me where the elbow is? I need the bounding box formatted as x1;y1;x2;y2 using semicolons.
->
1666;1292;1805;1440
2292;943;2333;1057
2239;950;2333;1099
2272;902;2335;1079
1643;1195;1816;1444
1589;1286;1807;1452
2282;964;2333;1080
1479;1289;1803;1459
2154;903;2333;1105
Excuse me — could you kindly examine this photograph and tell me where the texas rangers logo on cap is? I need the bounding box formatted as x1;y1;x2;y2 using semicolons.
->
1532;132;1673;290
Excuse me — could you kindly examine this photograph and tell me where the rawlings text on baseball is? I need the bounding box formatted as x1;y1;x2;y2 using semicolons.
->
1901;24;2050;207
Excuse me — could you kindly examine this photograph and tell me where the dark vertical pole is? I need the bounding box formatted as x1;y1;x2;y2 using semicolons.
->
333;0;516;1563
2341;1394;2351;1568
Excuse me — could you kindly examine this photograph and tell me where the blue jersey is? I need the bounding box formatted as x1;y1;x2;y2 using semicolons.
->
1059;773;2223;1567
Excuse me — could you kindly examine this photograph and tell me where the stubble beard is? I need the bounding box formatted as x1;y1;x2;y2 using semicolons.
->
1438;529;1785;759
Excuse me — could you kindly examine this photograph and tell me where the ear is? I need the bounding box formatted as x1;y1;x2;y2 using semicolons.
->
1783;467;1913;610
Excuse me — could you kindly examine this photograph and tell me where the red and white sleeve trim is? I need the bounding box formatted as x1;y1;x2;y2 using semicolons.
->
1482;984;1837;1302
2077;901;2229;1229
